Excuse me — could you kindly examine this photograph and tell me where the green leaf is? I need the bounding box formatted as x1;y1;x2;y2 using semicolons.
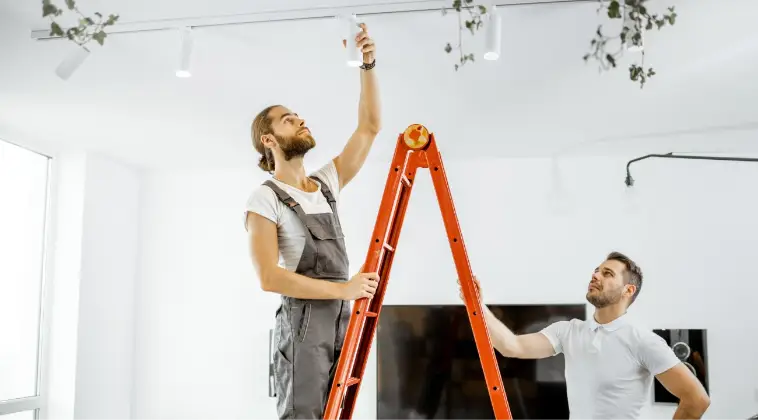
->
478;5;486;14
444;43;452;53
105;14;119;26
583;53;590;61
65;0;76;10
607;1;621;18
629;65;640;81
606;53;616;67
92;30;107;45
42;2;60;17
49;21;64;37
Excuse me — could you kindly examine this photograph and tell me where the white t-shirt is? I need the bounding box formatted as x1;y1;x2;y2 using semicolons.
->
244;160;342;272
539;314;680;419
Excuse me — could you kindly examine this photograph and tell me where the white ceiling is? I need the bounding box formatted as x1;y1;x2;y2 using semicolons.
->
1;0;757;170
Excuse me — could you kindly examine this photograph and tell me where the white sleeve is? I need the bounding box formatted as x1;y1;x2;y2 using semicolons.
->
243;185;280;231
539;320;571;355
637;331;681;375
310;160;341;198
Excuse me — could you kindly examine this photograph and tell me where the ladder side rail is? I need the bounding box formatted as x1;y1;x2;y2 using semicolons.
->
339;147;424;419
323;135;416;419
424;136;514;420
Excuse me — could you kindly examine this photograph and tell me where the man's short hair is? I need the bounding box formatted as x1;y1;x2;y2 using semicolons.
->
606;251;643;304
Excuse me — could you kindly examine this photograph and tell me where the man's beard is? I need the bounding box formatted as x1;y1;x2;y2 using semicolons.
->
276;133;315;161
586;284;624;308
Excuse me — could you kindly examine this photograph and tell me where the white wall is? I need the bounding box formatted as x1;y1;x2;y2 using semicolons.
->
43;152;141;419
132;150;758;419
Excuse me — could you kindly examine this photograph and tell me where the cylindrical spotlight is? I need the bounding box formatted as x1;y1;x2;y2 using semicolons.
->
177;27;193;77
484;7;501;61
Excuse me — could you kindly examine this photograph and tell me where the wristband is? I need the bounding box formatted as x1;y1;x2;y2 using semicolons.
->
360;60;376;70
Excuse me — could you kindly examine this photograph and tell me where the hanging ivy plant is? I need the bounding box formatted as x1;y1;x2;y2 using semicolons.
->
442;0;487;71
443;0;677;88
42;0;120;49
584;0;677;88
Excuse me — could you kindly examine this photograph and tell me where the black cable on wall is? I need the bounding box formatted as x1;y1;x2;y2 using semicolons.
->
625;152;758;187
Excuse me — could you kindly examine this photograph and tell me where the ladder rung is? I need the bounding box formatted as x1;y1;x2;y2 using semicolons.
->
383;243;394;252
346;377;361;387
401;175;411;186
365;311;378;318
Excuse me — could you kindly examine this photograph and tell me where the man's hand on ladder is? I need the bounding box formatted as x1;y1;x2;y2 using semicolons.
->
340;265;380;300
457;275;482;302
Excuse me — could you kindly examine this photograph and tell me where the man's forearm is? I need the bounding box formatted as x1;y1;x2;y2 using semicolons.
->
261;266;344;300
357;67;380;133
483;306;520;357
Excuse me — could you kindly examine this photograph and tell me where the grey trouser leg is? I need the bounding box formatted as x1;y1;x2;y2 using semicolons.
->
274;298;350;419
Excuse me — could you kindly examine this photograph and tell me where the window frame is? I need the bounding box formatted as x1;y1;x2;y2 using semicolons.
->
0;137;57;419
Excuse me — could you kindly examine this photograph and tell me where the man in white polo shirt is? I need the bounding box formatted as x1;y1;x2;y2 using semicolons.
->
461;251;711;419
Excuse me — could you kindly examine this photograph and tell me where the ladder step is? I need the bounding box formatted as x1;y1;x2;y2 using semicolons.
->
401;175;411;186
365;311;378;318
383;243;394;252
346;377;361;387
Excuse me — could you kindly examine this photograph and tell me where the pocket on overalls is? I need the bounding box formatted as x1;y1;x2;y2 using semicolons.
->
289;302;311;343
305;223;349;278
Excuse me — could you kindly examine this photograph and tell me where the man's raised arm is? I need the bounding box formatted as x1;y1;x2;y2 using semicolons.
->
334;22;381;190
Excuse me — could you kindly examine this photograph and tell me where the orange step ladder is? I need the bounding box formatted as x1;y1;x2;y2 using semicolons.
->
323;124;513;419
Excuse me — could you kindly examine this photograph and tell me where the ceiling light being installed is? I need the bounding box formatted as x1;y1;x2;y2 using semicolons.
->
483;6;501;61
344;14;362;67
176;27;193;77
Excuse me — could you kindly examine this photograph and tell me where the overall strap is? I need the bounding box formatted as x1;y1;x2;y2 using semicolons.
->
310;175;337;212
262;180;308;220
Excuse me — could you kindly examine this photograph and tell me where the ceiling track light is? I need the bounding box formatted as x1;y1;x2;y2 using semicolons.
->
56;45;90;80
176;27;193;78
484;6;501;61
625;152;758;187
343;14;362;67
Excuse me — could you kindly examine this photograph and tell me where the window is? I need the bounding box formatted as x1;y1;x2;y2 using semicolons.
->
0;139;52;418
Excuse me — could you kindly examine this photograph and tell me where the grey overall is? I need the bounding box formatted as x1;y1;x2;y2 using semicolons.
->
265;176;351;419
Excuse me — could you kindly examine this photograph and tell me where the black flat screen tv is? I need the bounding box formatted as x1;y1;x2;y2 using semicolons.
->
377;304;586;419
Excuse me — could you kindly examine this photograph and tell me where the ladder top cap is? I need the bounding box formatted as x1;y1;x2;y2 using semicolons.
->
403;124;430;150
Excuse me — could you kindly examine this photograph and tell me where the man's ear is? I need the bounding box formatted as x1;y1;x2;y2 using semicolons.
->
625;284;636;298
261;134;276;149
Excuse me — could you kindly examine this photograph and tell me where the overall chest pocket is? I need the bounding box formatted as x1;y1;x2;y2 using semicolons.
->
305;221;349;279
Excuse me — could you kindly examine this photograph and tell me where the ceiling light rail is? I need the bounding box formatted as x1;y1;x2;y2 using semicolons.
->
30;0;593;40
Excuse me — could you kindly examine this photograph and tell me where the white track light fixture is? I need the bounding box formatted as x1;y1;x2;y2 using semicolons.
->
344;14;362;67
176;27;193;77
483;6;501;61
56;45;90;80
